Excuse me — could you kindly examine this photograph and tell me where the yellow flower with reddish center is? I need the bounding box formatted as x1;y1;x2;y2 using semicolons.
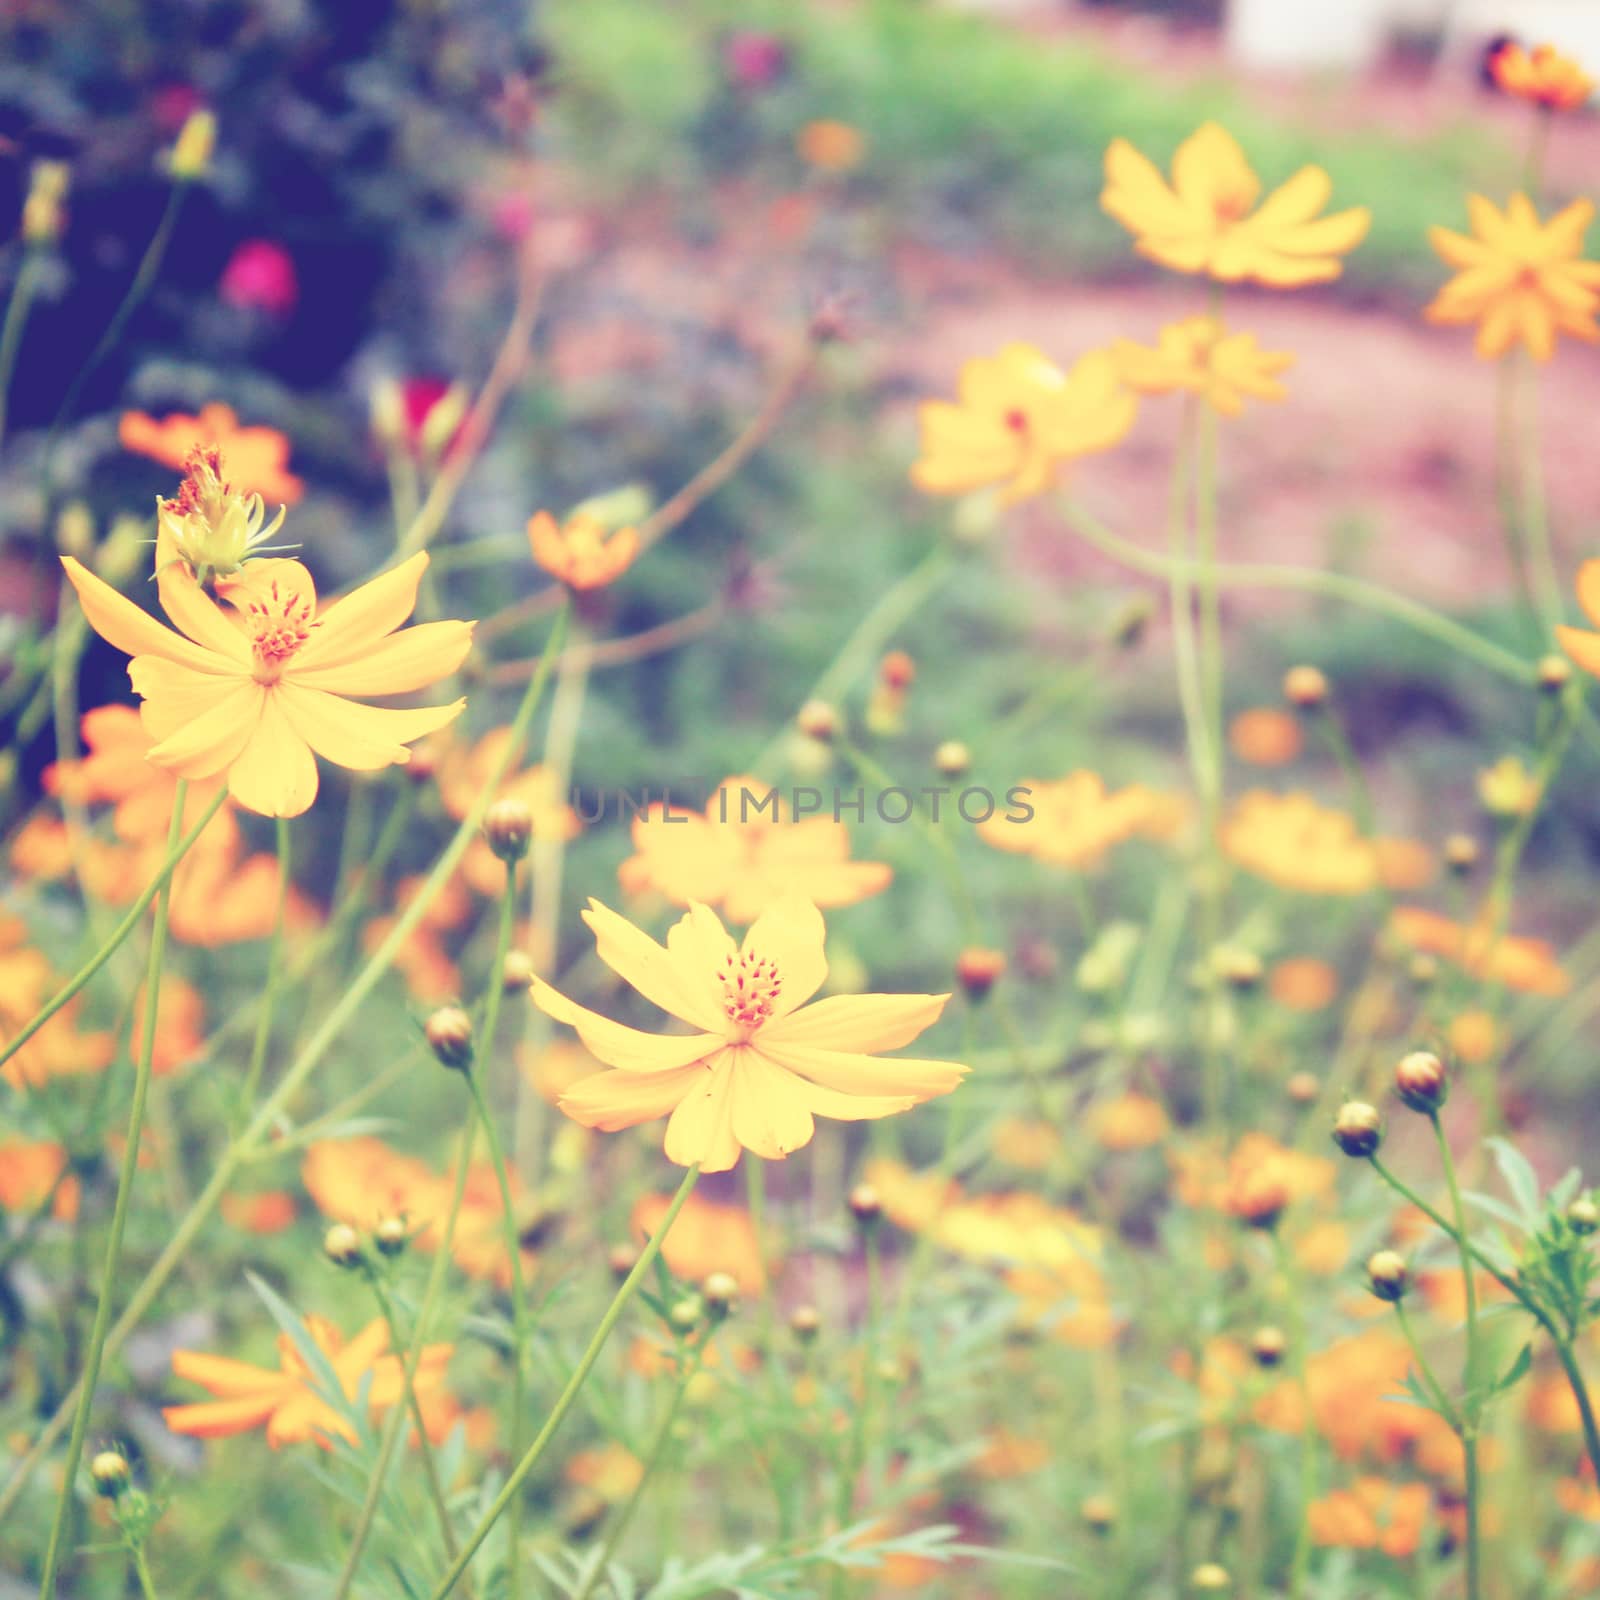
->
618;775;891;924
631;1191;768;1292
0;1139;79;1221
540;897;966;1173
61;546;472;817
1390;905;1569;997
1488;40;1595;111
1222;790;1431;895
1102;122;1369;287
910;344;1136;504
1228;706;1303;767
1557;560;1600;679
1113;316;1294;416
1309;1478;1434;1558
527;510;640;591
120;403;303;504
1426;194;1600;360
979;770;1186;868
163;1317;450;1448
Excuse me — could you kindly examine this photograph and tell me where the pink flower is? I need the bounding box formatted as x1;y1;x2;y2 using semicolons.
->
220;240;298;318
723;31;788;91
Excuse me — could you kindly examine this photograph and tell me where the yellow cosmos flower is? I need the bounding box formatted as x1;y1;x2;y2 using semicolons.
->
527;510;640;591
910;343;1135;503
1488;40;1595;112
1425;194;1600;360
536;896;966;1173
978;770;1186;869
618;775;891;923
1556;559;1600;677
163;1317;450;1448
1477;754;1542;817
60;548;473;817
1222;791;1432;896
1113;316;1294;416
1101;122;1369;287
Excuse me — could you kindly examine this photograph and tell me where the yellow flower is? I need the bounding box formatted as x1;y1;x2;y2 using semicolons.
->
527;510;640;590
1488;40;1595;112
979;771;1185;869
1556;559;1600;677
910;344;1135;503
1425;194;1600;360
1228;706;1303;766
1101;122;1369;287
1222;791;1431;896
61;544;472;817
796;119;865;173
1113;316;1294;416
1477;754;1542;817
1389;905;1569;997
537;896;966;1173
163;1317;450;1448
1087;1092;1169;1152
618;775;891;923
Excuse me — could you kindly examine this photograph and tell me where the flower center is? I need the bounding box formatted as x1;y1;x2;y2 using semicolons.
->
246;577;318;682
1003;408;1029;434
720;947;783;1039
1212;187;1252;224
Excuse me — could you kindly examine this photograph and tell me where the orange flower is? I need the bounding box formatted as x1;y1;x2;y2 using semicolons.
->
1556;559;1600;679
526;510;640;591
910;344;1136;503
1114;316;1294;416
1228;706;1303;767
133;974;207;1077
120;403;303;504
1426;195;1600;361
163;1317;450;1448
61;544;472;818
1102;122;1369;287
1269;956;1339;1012
363;871;470;1003
1223;791;1431;896
1173;1133;1334;1222
631;1191;768;1292
1447;1009;1500;1065
1087;1092;1169;1151
0;1139;79;1221
979;771;1185;868
618;775;891;923
1308;1477;1433;1558
1488;40;1595;111
796;119;864;173
219;1190;298;1234
0;919;115;1091
1389;905;1569;996
988;1116;1062;1171
565;1442;645;1502
540;898;966;1173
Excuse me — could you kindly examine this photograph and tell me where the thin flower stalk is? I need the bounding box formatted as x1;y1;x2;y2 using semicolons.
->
1272;1230;1317;1598
39;783;189;1597
237;816;293;1125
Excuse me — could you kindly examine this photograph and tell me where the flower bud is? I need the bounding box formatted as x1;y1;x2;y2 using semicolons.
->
879;650;916;691
1444;833;1479;874
1331;1100;1382;1158
1538;654;1571;694
168;108;217;180
933;740;971;778
1107;593;1155;650
90;1448;130;1498
425;1006;474;1071
1408;953;1438;987
607;1243;637;1279
323;1222;363;1268
406;739;441;784
809;294;852;344
484;797;533;863
1251;1325;1288;1368
1568;1196;1598;1236
1366;1249;1409;1302
22;160;69;246
1213;945;1263;991
796;699;839;742
374;1216;409;1257
1191;1564;1231;1593
790;1304;821;1343
502;949;536;993
702;1271;740;1318
1285;1071;1320;1106
955;947;1006;1001
1394;1050;1448;1114
847;1183;882;1228
668;1295;703;1332
1080;1493;1116;1533
1282;665;1327;711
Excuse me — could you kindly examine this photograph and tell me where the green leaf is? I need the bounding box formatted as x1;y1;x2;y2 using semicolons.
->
1487;1138;1542;1227
243;1271;355;1431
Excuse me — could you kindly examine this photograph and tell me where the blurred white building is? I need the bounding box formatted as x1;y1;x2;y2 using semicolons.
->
1228;0;1600;75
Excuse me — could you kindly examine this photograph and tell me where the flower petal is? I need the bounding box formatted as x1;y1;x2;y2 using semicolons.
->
531;977;723;1072
293;553;432;672
761;992;950;1052
156;556;254;666
741;896;828;1019
559;1062;707;1131
276;683;464;773
144;680;264;779
755;1039;967;1102
580;898;730;1032
288;620;474;696
171;1350;286;1398
727;1047;815;1160
226;692;320;817
61;558;231;674
662;1050;741;1171
163;1395;282;1438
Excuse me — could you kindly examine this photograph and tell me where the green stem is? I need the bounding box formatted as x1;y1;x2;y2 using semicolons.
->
237;816;292;1125
1164;403;1214;799
832;1230;881;1600
426;1163;702;1600
1274;1230;1316;1599
39;782;188;1597
0;245;44;448
1394;1299;1460;1431
132;1544;161;1600
1062;501;1536;686
0;789;228;1074
1512;350;1562;633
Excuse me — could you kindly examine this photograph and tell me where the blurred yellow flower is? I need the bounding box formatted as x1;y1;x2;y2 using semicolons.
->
527;510;640;591
1488;40;1594;111
1477;754;1542;817
631;1191;768;1292
618;775;891;923
1228;706;1303;766
1425;194;1600;361
1223;791;1431;895
1309;1478;1434;1558
910;344;1135;503
1268;956;1339;1013
979;771;1185;868
1087;1092;1169;1151
1556;559;1600;678
539;897;965;1173
0;1139;78;1221
1389;906;1569;996
1113;316;1293;416
1101;122;1369;287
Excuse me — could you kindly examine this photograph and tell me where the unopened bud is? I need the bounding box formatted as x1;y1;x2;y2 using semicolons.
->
607;1243;637;1280
1191;1565;1231;1593
809;295;851;344
1286;1071;1320;1106
502;949;535;993
56;502;94;561
90;1448;130;1498
1444;833;1479;874
790;1304;821;1343
1213;946;1263;991
955;947;1006;1001
22;160;69;246
702;1271;739;1318
1394;1050;1448;1114
878;650;915;691
484;797;533;863
169;108;217;180
1568;1196;1599;1236
847;1183;882;1228
796;699;839;742
1332;1100;1382;1158
1282;665;1327;711
374;1216;409;1257
1080;1493;1116;1532
668;1295;703;1332
1538;654;1571;694
1408;953;1439;986
1366;1249;1409;1302
323;1222;363;1268
1251;1326;1287;1368
1108;593;1155;649
425;1006;474;1071
933;740;970;778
